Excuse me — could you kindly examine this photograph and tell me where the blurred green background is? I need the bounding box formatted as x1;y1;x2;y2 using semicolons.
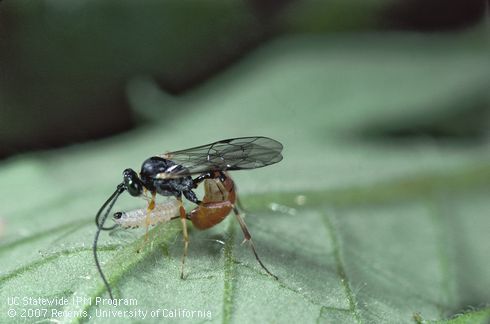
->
0;1;489;323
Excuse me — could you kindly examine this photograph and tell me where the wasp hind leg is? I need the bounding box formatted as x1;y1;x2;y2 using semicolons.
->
177;196;189;279
232;205;278;280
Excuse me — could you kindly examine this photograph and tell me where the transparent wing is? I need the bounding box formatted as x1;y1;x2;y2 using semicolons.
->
155;136;283;178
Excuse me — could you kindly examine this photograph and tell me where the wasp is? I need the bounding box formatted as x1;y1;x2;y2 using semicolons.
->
93;136;283;299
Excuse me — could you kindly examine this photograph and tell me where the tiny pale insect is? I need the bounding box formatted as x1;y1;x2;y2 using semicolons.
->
113;200;180;229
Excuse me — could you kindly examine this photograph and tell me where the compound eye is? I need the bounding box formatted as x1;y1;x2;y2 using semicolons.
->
113;212;122;220
127;181;141;197
123;169;143;197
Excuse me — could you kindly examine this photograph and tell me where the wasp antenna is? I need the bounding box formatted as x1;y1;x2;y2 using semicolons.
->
93;219;115;300
95;184;125;230
93;184;125;300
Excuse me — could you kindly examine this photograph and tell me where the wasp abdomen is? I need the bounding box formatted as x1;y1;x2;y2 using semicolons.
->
189;175;236;230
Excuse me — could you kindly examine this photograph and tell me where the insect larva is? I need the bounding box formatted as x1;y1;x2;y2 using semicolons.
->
113;199;180;228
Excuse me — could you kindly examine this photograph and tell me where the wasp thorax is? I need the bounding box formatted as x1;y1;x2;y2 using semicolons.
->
140;157;176;178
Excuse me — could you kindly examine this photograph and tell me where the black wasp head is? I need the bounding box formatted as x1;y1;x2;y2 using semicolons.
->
123;168;143;197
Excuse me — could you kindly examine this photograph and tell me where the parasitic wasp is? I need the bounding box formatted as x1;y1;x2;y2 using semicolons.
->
94;136;283;299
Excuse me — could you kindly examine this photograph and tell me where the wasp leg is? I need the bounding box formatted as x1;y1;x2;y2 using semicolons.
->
235;196;249;215
232;205;278;280
137;192;156;253
177;196;189;279
192;172;213;188
145;192;156;241
213;179;276;278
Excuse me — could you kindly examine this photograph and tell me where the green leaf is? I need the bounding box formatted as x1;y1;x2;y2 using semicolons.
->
1;31;489;323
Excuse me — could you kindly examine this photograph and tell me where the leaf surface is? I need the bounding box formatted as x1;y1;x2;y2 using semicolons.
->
1;31;489;323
